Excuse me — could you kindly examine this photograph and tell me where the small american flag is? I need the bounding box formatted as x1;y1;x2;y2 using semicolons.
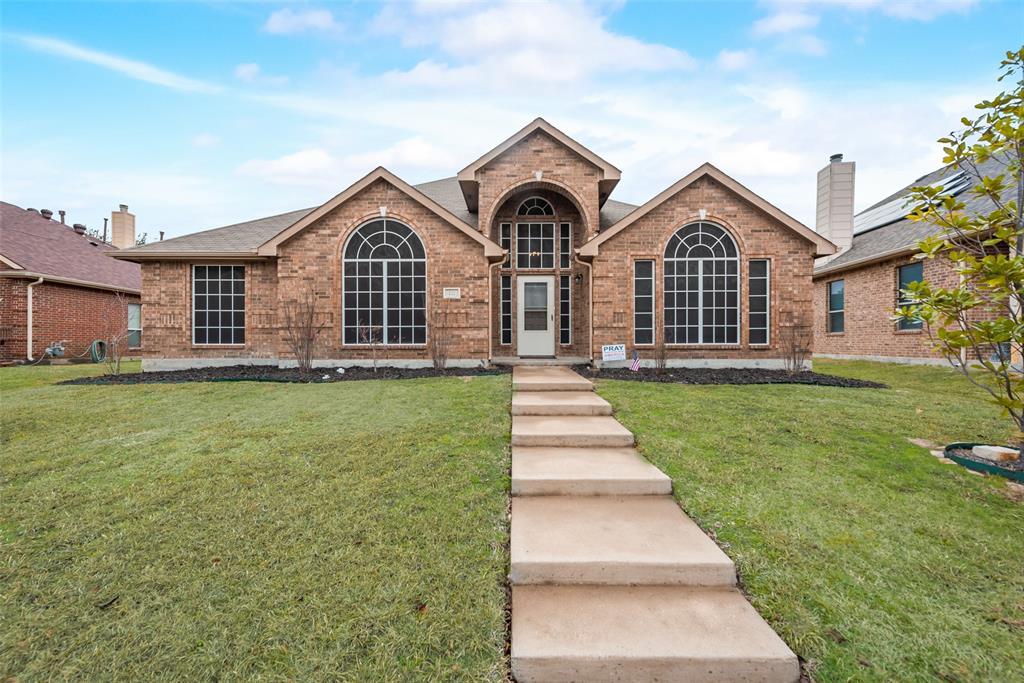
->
630;349;641;372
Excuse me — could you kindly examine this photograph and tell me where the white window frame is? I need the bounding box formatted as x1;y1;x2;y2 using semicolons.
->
127;302;142;349
559;222;572;269
664;222;741;346
192;264;246;346
500;222;511;268
516;196;555;217
748;259;770;346
559;274;571;346
827;279;845;334
633;259;655;346
500;275;512;345
516;222;556;269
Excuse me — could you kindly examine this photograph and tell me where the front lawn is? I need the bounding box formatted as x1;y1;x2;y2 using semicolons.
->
0;363;511;681
597;359;1024;682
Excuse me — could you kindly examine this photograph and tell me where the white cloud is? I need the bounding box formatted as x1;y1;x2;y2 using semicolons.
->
263;7;340;35
372;1;695;90
810;0;977;20
237;148;339;188
786;34;828;56
753;11;819;35
191;133;221;149
716;49;756;71
234;62;289;85
8;34;220;93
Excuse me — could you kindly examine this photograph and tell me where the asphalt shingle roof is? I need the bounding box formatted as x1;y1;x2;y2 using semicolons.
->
816;154;1012;274
0;202;142;291
115;177;640;256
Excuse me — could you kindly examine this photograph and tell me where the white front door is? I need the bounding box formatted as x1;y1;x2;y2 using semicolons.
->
517;275;555;356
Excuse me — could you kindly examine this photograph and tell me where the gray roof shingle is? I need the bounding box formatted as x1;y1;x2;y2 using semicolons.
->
816;155;1012;274
115;177;640;256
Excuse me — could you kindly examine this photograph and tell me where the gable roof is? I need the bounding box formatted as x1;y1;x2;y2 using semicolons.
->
0;202;141;292
579;163;837;257
255;167;503;258
813;154;1012;277
456;117;622;211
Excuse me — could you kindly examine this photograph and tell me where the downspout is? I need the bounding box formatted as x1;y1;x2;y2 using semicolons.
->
573;250;594;364
26;276;44;360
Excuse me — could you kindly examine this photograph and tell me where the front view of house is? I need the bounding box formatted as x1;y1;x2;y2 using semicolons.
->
115;119;836;370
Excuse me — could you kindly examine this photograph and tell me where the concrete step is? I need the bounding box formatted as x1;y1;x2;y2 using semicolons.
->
511;496;736;586
513;366;594;392
512;391;613;416
511;415;633;448
512;585;800;683
512;447;671;496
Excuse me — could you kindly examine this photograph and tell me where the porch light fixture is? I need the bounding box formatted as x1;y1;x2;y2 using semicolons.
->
574;273;583;284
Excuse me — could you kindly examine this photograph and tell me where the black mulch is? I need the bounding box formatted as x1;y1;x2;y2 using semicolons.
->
574;365;886;388
61;364;511;385
948;448;1024;472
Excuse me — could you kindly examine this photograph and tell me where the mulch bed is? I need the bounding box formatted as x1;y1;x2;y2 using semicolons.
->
575;365;886;388
948;448;1024;473
61;365;511;385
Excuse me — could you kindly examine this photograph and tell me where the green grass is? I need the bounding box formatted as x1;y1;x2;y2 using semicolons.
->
0;363;511;681
596;360;1024;683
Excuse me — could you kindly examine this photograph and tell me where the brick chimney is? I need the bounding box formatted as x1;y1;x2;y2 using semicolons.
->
111;204;135;249
815;154;855;260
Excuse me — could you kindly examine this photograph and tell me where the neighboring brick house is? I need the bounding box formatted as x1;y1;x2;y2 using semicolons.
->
0;203;142;361
113;118;836;371
811;154;1013;364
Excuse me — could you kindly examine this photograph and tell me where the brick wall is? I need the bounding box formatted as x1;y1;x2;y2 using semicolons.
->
0;277;138;361
812;254;957;360
591;176;817;361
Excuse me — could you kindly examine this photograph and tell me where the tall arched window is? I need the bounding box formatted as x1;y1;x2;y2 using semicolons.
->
664;222;739;345
343;219;426;345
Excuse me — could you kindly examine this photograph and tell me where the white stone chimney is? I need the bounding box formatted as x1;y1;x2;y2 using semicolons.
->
815;154;855;261
111;204;136;249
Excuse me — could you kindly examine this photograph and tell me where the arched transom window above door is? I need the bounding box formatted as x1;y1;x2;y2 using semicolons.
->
342;219;426;346
517;197;555;216
664;222;739;345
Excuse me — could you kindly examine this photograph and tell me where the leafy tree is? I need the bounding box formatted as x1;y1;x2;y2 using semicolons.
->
899;47;1024;459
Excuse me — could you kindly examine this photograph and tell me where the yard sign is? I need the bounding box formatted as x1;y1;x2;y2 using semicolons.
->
602;344;626;362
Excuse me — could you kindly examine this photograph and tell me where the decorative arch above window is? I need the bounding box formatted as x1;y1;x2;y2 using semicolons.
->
342;219;426;346
517;196;555;216
664;222;740;345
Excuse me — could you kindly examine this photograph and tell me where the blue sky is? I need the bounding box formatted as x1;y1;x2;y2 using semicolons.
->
2;0;1021;239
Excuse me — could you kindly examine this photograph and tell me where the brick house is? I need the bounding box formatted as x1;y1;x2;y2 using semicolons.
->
0;202;142;361
113;118;836;371
811;154;1012;364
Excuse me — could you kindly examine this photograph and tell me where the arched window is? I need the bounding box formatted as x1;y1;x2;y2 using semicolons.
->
343;219;426;345
517;197;554;216
664;222;739;345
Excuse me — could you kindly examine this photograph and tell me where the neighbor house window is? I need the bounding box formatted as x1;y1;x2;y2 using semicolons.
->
560;222;572;268
517;223;555;269
827;280;845;333
634;260;655;345
500;222;511;268
664;222;739;345
193;265;245;345
897;262;924;330
748;259;770;345
500;275;512;345
127;303;142;348
343;219;426;345
517;197;554;216
560;275;571;345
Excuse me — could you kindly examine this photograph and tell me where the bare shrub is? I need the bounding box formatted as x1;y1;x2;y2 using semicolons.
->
102;292;132;376
428;301;453;370
282;286;326;373
358;323;383;372
653;331;668;374
780;313;813;374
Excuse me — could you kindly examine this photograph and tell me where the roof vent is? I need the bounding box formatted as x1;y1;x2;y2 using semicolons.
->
72;223;87;235
40;209;54;220
59;210;66;224
830;153;844;163
27;207;38;213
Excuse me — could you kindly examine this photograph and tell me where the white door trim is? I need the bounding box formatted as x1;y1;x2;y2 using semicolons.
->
517;275;555;357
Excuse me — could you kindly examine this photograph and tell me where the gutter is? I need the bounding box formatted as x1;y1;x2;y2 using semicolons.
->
0;270;141;296
812;246;919;278
110;251;271;263
487;257;503;365
25;276;43;360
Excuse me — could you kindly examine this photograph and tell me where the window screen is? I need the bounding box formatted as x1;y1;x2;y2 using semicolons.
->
193;265;245;345
897;262;923;330
828;280;845;333
127;303;142;348
664;222;739;345
748;260;770;345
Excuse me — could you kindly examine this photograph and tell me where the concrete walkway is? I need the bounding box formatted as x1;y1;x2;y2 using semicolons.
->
509;365;799;683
